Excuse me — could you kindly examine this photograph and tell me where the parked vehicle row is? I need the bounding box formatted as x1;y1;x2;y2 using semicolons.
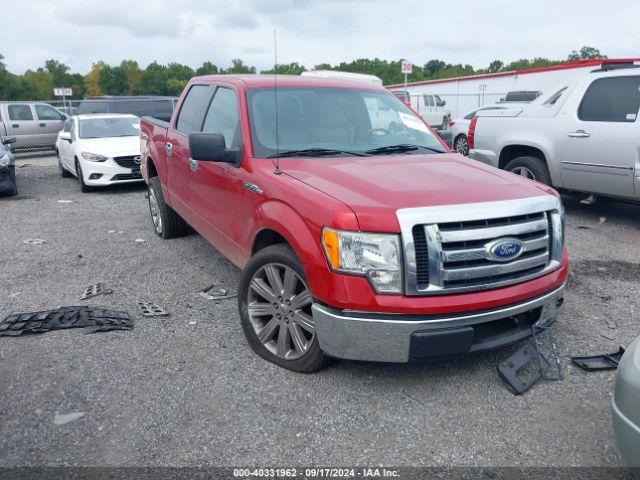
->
140;74;567;374
468;65;640;202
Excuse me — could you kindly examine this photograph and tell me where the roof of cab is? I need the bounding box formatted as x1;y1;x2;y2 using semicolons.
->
189;74;386;91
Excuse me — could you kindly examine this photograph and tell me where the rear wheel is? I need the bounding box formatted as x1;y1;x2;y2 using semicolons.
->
454;135;469;156
75;159;92;193
238;244;330;373
504;156;551;185
147;176;189;239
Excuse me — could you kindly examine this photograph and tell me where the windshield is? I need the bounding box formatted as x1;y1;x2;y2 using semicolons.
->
79;117;140;139
247;87;444;158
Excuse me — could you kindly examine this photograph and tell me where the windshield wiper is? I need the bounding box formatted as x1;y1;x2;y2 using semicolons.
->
267;148;368;159
365;144;445;155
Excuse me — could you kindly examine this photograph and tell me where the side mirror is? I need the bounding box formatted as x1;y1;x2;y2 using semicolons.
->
60;113;67;120
59;131;72;142
189;132;238;163
439;100;446;107
2;136;16;145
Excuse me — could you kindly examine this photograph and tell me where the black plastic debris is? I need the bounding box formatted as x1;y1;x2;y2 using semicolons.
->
198;284;237;300
80;283;113;300
139;302;168;317
499;344;550;395
0;306;133;336
572;347;625;371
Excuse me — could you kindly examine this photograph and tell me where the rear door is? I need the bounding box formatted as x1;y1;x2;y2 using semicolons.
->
558;75;640;199
34;104;66;145
5;104;40;148
164;84;211;221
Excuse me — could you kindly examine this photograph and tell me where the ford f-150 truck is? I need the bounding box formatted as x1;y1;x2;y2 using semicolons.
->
140;75;568;373
469;63;640;202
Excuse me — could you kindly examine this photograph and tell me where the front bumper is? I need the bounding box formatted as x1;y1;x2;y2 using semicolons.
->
80;158;144;186
313;284;565;362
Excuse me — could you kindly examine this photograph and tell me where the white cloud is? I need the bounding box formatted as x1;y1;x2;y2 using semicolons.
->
1;0;638;74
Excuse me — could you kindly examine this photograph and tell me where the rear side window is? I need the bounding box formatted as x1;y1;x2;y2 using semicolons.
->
8;104;33;121
175;85;209;134
579;76;640;122
36;104;64;120
202;88;241;148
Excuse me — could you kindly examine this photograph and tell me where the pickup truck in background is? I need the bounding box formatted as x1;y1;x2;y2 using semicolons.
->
469;64;640;202
0;102;66;150
140;75;568;373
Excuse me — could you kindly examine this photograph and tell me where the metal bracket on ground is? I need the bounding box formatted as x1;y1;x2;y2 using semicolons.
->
572;347;625;371
498;344;550;395
198;284;237;301
80;283;113;300
139;302;169;317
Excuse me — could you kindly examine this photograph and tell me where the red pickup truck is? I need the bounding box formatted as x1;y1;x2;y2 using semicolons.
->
140;75;568;372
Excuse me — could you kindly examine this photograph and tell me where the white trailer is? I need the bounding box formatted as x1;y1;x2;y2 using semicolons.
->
387;58;640;119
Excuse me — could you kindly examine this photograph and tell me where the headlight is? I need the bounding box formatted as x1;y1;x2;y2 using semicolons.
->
322;228;402;294
0;153;9;167
81;152;108;162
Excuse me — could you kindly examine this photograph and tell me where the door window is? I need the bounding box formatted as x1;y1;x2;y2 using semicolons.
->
426;96;435;107
202;88;241;148
175;85;209;134
8;104;33;121
35;104;64;120
578;76;640;122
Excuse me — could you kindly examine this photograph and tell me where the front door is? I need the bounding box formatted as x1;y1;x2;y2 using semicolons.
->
34;104;66;146
164;84;211;223
559;75;640;199
189;85;249;265
6;104;40;148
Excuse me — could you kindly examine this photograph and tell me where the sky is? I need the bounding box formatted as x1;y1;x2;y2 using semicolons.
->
2;0;639;74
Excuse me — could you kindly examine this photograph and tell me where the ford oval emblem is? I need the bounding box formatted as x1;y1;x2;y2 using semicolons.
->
485;237;524;262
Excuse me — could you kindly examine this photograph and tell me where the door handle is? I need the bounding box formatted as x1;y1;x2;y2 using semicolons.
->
165;142;172;157
568;130;590;138
12;124;19;128
188;157;198;172
39;123;46;127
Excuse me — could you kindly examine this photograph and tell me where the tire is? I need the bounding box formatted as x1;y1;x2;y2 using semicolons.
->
58;149;72;178
454;135;469;156
75;159;92;193
504;156;551;185
147;176;189;239
238;244;331;373
6;167;17;196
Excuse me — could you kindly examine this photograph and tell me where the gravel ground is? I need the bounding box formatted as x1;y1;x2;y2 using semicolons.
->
0;158;639;469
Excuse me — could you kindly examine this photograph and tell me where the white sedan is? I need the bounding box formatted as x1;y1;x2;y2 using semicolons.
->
450;105;520;156
56;114;142;192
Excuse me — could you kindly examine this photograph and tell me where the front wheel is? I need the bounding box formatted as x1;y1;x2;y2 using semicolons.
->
504;156;551;185
238;244;330;373
75;159;92;193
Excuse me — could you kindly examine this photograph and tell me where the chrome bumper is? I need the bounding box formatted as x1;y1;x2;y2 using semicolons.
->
313;284;565;363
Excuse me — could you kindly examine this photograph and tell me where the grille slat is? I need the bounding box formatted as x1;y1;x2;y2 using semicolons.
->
411;210;553;294
113;155;140;169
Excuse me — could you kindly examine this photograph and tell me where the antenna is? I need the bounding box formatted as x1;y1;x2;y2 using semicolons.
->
273;28;282;174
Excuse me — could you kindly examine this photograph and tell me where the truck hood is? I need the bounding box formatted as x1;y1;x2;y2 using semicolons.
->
76;136;140;157
279;153;554;231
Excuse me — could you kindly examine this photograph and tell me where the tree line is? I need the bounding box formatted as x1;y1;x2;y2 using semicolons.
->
0;46;605;101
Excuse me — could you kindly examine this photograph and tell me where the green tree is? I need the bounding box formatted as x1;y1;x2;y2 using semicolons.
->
120;60;142;95
423;59;446;77
140;61;168;95
568;46;607;61
22;68;54;99
196;61;219;76
487;60;504;73
261;62;307;75
224;58;256;74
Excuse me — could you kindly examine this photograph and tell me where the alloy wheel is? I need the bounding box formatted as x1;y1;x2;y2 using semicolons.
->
455;136;469;156
511;166;536;180
148;187;162;234
247;263;315;360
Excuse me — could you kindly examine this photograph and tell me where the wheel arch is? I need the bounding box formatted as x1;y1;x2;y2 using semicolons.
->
498;144;548;170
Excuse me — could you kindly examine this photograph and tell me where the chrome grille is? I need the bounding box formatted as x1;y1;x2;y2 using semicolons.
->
397;196;564;295
113;155;140;169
